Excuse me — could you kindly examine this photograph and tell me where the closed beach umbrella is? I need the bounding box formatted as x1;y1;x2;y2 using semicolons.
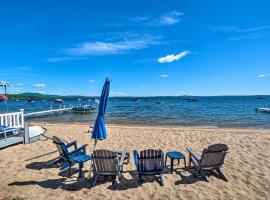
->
92;77;111;149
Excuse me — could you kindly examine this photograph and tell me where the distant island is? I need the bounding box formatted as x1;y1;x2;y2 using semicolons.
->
7;93;92;100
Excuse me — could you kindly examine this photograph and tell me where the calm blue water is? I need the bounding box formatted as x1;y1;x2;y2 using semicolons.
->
0;96;270;128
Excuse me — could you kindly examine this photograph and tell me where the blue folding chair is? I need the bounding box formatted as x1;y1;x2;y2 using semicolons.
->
53;136;91;177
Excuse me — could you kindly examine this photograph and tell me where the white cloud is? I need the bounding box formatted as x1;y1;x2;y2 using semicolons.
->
158;51;191;63
227;33;264;41
212;25;270;42
16;66;31;71
48;57;88;62
38;91;47;94
10;89;21;93
64;36;159;56
212;25;270;33
160;74;169;78
33;83;46;88
157;11;183;26
89;80;95;83
111;90;127;96
257;73;270;78
257;74;265;78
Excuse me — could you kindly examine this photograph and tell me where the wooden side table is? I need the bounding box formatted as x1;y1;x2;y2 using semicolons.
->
165;151;186;173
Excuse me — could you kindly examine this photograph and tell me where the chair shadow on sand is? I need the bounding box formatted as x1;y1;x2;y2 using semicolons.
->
25;158;59;170
9;177;93;191
8;170;138;191
10;158;221;191
174;167;227;185
107;167;174;190
9;155;93;191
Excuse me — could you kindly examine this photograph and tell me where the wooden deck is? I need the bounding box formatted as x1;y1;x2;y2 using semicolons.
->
0;133;24;149
24;107;73;118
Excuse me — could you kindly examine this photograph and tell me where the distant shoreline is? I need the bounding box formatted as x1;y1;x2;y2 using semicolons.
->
6;92;270;100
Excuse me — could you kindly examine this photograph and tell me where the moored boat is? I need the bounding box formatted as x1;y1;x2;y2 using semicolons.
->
183;98;200;102
0;94;8;102
72;104;96;113
27;97;34;102
54;98;64;103
0;81;11;102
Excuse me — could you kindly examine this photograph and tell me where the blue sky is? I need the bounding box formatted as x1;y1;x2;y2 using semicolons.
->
0;0;270;96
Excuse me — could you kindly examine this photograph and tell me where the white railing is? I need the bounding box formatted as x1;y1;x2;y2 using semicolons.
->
0;109;24;129
24;107;73;117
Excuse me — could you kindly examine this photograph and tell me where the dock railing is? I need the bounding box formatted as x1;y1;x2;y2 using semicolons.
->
0;109;24;129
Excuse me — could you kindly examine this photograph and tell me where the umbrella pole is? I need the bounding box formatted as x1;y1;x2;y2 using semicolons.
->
94;140;98;151
88;139;97;180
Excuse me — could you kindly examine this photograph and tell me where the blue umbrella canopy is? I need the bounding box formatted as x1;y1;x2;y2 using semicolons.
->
92;77;110;141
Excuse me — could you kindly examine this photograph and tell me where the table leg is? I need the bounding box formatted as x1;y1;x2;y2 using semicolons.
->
178;159;180;165
184;157;187;169
78;162;82;178
171;158;174;174
87;161;93;180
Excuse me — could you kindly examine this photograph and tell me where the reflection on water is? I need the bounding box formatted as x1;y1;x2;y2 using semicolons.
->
0;96;270;128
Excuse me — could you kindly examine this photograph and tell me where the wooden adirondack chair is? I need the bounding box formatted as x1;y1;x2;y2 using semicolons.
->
186;143;229;181
53;136;91;177
133;149;165;186
91;149;126;187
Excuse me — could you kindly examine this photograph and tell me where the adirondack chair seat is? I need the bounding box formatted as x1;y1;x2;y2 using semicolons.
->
133;149;165;186
186;144;229;181
53;136;91;178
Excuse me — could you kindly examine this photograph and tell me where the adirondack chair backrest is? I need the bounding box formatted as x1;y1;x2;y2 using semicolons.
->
201;144;228;167
92;150;119;173
53;136;69;158
138;149;164;172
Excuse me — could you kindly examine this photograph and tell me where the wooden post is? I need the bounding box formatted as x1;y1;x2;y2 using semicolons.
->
24;122;30;144
19;109;24;128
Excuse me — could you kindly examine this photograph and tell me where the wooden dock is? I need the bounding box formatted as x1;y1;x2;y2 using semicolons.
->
0;132;24;149
24;107;74;118
256;108;270;114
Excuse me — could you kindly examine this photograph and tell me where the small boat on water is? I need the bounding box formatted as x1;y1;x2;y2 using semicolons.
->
54;98;64;103
27;97;34;102
72;105;96;113
156;101;164;104
256;97;266;100
131;98;141;102
0;94;8;102
183;98;200;102
0;81;11;102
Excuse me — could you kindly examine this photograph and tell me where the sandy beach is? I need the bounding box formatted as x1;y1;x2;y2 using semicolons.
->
0;123;269;200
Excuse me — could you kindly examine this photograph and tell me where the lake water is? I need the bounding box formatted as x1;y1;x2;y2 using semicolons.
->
0;96;270;128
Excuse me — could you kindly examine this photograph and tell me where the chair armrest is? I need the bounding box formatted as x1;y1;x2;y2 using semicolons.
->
65;140;77;149
186;147;201;162
69;144;87;155
133;150;139;167
118;151;127;166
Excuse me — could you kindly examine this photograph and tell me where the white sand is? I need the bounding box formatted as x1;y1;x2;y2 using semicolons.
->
0;123;269;200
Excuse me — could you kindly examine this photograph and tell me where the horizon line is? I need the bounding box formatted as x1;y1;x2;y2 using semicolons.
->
8;92;270;98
